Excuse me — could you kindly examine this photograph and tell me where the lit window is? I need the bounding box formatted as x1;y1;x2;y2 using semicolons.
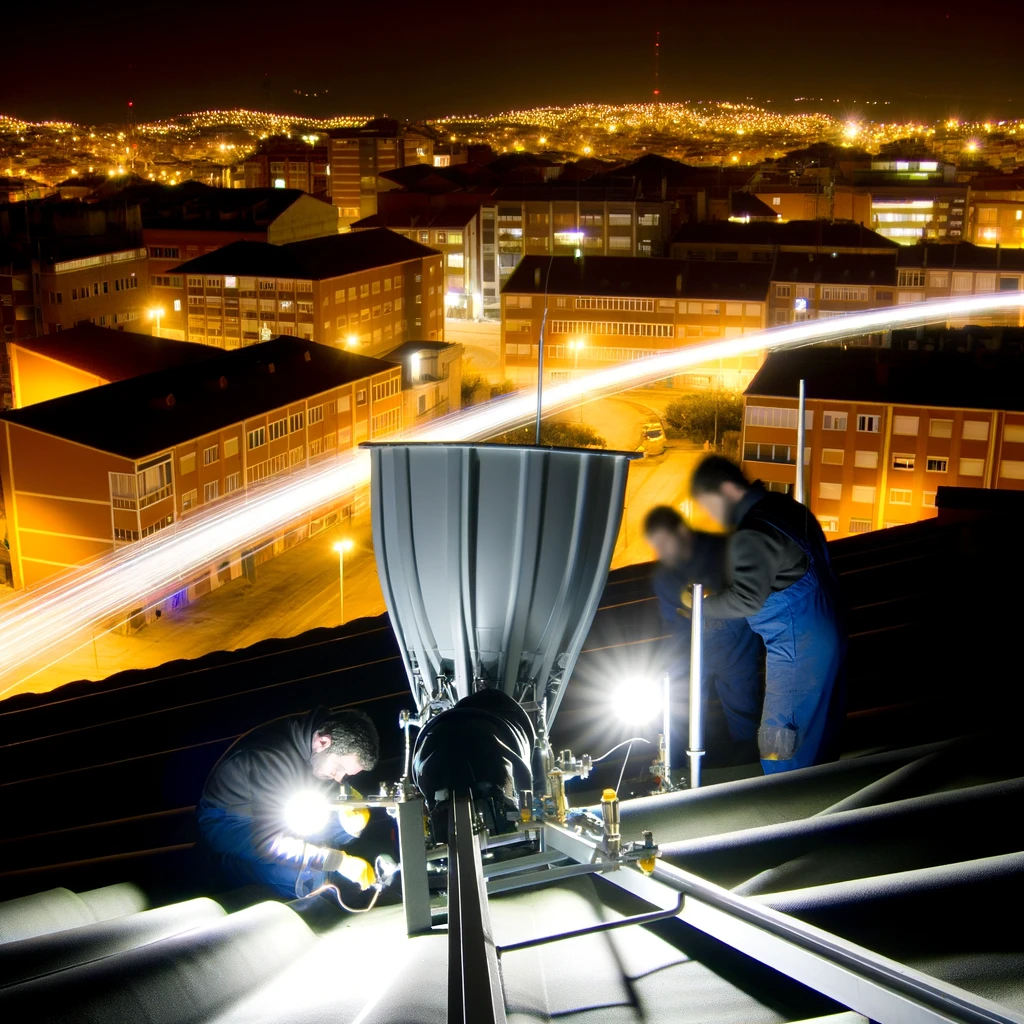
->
929;418;953;438
962;420;990;441
821;448;844;466
958;457;984;476
889;488;912;505
891;454;915;471
179;453;196;475
173;299;181;312
851;485;876;504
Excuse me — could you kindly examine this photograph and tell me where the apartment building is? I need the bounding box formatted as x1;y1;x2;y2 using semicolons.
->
768;252;897;327
0;337;403;590
1;196;151;336
385;339;464;427
7;324;216;407
167;228;443;357
670;220;897;263
351;208;480;318
751;184;872;225
740;347;1024;540
240;138;330;194
501;255;771;387
328;119;434;227
137;184;340;336
895;243;1024;325
965;177;1024;247
480;187;673;317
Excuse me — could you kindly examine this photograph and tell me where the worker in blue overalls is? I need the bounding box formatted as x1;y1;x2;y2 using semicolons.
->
689;456;846;773
644;505;762;760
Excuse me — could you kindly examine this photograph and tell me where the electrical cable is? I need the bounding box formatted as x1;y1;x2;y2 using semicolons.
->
304;881;382;914
591;737;652;763
616;743;633;795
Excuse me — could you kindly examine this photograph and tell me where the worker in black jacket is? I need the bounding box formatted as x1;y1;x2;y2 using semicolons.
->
689;456;845;774
197;707;380;898
644;505;762;750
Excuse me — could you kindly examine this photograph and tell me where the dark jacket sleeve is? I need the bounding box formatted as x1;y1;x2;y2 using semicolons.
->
703;529;785;619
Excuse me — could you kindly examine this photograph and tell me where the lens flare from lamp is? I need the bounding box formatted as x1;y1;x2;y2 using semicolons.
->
612;679;663;725
284;790;330;836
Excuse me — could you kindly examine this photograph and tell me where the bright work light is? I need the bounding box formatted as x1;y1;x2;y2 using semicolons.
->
611;678;663;725
284;791;330;836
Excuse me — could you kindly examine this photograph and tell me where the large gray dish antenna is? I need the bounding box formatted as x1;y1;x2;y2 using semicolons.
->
365;442;636;726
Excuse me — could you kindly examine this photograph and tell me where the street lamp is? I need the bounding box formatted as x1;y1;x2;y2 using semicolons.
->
147;306;165;338
333;538;355;624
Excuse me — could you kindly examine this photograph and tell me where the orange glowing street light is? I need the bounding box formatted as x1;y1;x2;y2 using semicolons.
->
333;538;355;624
147;306;166;338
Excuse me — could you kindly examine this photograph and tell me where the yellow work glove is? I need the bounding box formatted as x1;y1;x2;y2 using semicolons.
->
338;806;370;837
337;851;376;890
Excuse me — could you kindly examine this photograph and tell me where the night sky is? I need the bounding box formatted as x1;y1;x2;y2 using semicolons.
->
6;1;1023;123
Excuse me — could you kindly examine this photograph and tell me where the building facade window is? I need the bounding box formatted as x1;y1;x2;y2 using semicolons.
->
891;454;915;471
203;444;218;466
269;418;287;441
962;420;990;441
929;418;953;437
889;488;912;505
248;427;266;449
857;414;880;433
926;457;948;473
823;412;848;431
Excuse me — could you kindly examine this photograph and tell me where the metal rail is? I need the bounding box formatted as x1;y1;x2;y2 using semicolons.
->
447;795;507;1024
687;583;705;787
540;821;1021;1024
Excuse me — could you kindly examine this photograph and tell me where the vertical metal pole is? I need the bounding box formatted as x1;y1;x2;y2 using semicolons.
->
396;797;432;935
338;549;345;624
795;378;806;504
535;309;547;444
687;584;704;788
662;673;671;787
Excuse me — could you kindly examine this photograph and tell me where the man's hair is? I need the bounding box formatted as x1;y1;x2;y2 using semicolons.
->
643;504;684;536
690;455;749;497
317;710;380;771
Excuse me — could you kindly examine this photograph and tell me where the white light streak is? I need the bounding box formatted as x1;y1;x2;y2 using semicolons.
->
1;292;1022;693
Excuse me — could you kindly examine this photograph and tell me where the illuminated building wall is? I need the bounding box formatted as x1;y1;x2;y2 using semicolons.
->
751;185;872;225
35;247;150;334
500;255;769;388
351;210;480;318
166;231;444;357
742;351;1024;539
481;196;672;317
0;340;403;590
328;121;433;227
967;185;1024;247
242;140;330;194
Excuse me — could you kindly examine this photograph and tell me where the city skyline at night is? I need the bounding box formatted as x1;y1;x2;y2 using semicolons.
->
5;2;1022;124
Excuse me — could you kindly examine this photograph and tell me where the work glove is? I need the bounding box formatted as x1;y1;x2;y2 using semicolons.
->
679;588;693;611
338;806;370;837
336;851;376;890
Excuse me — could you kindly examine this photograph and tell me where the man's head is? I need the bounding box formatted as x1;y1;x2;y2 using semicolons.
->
310;710;380;783
689;456;750;526
643;505;693;567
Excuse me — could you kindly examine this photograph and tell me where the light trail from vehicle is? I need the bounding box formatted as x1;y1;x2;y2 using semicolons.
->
1;291;1021;693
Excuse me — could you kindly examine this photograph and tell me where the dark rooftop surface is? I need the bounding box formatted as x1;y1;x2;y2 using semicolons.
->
171;228;438;279
0;337;397;460
504;255;774;301
671;219;898;250
896;240;1024;270
350;207;478;230
770;250;898;286
11;325;219;382
746;346;1024;411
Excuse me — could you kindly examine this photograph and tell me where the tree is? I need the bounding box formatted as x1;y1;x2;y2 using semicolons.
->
663;391;743;446
462;375;517;405
496;422;607;449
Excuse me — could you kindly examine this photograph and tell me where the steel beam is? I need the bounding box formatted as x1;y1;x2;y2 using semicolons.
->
541;819;1020;1024
606;860;1022;1024
447;795;507;1024
487;862;603;895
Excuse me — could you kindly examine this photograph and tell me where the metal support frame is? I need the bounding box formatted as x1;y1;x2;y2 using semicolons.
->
396;796;432;935
447;795;507;1024
496;889;683;955
487;862;603;896
542;821;1020;1024
687;583;705;788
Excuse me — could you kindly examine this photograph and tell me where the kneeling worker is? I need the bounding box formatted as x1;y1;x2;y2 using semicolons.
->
644;505;762;753
689;457;845;773
198;707;380;898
